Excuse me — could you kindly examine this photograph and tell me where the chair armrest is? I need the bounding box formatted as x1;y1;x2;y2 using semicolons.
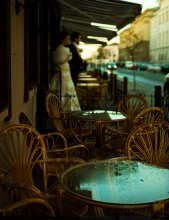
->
46;144;90;161
38;157;85;180
1;197;55;217
42;132;68;150
0;177;45;201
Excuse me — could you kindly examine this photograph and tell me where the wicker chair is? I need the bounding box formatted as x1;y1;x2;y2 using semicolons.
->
96;120;128;159
67;116;97;155
131;106;165;129
125;121;169;168
99;126;128;159
19;111;90;165
19;111;69;150
19;111;90;158
0;197;55;217
43;133;89;160
45;93;96;152
0;124;88;217
0;124;56;216
116;95;148;130
45;93;71;134
19;112;34;127
76;86;87;110
98;107;165;159
45;93;76;142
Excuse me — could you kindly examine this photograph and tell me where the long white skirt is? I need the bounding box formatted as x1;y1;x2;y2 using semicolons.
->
50;64;81;112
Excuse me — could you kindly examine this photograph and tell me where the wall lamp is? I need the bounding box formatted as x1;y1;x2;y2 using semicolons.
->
15;0;25;15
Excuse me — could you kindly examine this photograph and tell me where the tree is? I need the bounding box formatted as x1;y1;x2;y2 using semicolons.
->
121;30;143;90
122;29;143;62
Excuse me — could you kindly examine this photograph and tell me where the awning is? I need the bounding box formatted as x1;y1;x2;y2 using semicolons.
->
56;0;142;44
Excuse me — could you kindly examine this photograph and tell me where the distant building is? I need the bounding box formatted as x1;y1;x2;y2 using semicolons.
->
150;0;169;63
101;42;119;63
119;9;158;62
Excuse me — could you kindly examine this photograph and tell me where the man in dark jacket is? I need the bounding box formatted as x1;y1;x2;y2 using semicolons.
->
68;32;83;86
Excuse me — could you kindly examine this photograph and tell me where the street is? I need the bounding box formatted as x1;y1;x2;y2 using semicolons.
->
117;68;165;95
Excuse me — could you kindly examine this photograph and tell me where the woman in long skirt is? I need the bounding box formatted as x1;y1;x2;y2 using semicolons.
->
50;32;81;112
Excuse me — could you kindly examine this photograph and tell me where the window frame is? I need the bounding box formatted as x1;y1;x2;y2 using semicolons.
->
24;0;39;102
0;0;11;121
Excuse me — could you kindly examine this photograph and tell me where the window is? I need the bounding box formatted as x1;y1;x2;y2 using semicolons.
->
24;0;39;102
0;0;11;120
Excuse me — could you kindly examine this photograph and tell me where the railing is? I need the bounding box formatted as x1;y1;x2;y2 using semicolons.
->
108;74;128;104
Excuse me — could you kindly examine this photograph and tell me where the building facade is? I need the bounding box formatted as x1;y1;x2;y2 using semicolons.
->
119;9;157;62
150;0;169;63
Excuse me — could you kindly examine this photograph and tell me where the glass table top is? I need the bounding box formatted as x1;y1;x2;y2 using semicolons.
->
72;110;126;121
61;159;169;205
78;78;97;81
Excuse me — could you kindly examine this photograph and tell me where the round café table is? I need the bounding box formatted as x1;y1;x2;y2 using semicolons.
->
71;110;127;149
78;72;92;77
78;78;97;83
60;159;169;217
72;110;126;121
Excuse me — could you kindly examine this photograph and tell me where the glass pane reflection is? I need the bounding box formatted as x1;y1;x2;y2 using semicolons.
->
62;160;169;205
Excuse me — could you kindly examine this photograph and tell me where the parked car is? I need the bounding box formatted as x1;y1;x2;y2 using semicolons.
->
106;62;118;75
161;64;169;74
125;61;133;69
94;62;117;78
147;63;161;73
116;61;125;68
125;61;137;70
107;62;117;70
136;61;149;71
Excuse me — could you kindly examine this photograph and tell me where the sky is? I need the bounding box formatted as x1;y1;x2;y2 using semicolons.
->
125;0;159;12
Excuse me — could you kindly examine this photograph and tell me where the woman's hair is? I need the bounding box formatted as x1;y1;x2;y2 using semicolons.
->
55;31;69;48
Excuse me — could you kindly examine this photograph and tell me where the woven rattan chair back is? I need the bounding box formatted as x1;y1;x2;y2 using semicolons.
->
45;93;68;135
45;93;95;151
0;124;45;185
19;111;69;150
125;121;169;168
0;123;50;208
46;93;63;116
116;95;148;130
19;112;34;127
132;106;165;129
